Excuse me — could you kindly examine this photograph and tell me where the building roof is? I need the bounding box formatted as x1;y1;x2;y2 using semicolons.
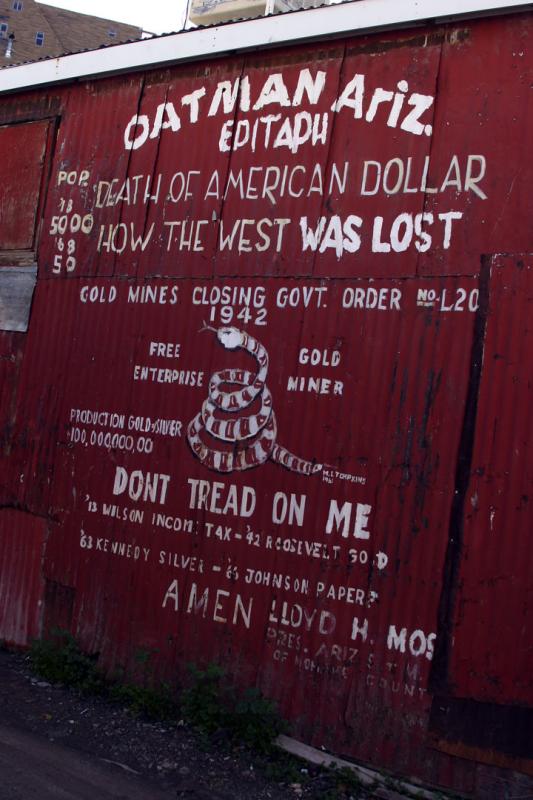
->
39;3;142;53
0;0;531;88
0;0;142;64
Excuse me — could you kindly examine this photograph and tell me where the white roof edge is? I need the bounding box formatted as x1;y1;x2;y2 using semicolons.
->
0;0;531;94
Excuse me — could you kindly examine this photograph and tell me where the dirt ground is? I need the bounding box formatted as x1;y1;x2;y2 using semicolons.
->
0;647;384;800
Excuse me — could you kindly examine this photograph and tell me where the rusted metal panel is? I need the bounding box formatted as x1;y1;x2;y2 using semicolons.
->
0;12;532;799
417;15;533;276
0;92;62;127
429;255;533;773
0;120;50;251
430;696;533;776
8;271;478;788
443;254;533;706
0;509;46;646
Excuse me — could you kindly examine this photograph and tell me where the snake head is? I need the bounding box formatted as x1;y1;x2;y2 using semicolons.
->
217;327;242;350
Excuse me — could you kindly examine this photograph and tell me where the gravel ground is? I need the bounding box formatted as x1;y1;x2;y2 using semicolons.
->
0;647;381;800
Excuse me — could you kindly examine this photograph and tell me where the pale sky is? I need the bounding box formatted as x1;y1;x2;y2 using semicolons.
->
36;0;189;34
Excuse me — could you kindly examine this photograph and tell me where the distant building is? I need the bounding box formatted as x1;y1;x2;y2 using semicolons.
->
0;0;142;63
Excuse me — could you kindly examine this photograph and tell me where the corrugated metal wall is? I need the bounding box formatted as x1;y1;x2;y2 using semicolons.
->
0;12;531;797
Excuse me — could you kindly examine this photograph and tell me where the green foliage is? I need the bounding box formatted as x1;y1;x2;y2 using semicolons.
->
181;662;226;734
29;638;287;757
110;682;177;721
229;686;287;753
30;632;174;720
181;663;286;753
133;647;153;665
333;766;364;795
108;646;176;720
29;629;104;695
22;636;462;798
261;750;306;784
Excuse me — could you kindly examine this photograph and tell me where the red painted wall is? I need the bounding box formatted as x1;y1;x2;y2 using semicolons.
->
0;12;531;796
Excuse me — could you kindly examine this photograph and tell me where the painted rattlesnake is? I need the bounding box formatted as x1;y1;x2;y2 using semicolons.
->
187;325;322;475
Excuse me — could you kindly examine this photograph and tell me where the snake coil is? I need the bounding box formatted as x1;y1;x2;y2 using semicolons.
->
187;325;322;475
